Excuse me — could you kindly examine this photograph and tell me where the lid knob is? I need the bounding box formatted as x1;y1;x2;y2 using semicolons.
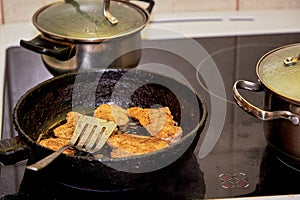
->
103;0;119;25
284;53;300;67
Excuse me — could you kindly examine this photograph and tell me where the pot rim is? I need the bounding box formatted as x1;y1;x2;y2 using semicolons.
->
32;0;150;43
256;43;300;105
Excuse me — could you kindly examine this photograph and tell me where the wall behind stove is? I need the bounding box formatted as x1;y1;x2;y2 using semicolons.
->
1;0;300;24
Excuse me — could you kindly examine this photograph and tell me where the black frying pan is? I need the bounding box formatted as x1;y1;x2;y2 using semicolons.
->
0;69;207;190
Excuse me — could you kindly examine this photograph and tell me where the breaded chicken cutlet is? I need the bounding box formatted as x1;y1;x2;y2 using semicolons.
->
39;112;81;154
127;107;182;143
38;104;182;157
39;137;76;155
53;111;82;140
107;133;169;158
94;104;129;126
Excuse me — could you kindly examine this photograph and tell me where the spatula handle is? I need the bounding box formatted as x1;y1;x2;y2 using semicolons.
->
26;144;71;171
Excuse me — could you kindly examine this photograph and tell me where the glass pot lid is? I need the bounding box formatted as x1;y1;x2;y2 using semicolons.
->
257;43;300;102
33;0;149;42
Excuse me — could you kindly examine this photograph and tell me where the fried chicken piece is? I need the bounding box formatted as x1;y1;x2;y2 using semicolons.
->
39;137;76;155
146;121;182;143
53;111;82;139
94;104;129;126
127;107;182;143
107;133;169;158
127;107;151;126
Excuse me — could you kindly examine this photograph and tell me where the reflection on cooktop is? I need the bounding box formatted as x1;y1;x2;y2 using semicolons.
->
255;145;300;196
1;154;205;200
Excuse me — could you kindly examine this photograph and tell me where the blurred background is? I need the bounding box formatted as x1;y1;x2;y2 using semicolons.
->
1;0;300;24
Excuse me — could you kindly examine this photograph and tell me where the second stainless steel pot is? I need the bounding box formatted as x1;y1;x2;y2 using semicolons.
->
233;43;300;167
20;0;154;75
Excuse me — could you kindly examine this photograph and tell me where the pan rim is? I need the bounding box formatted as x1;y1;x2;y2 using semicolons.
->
13;68;208;163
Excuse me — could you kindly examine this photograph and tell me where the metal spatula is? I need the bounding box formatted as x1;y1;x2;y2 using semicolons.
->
26;115;117;171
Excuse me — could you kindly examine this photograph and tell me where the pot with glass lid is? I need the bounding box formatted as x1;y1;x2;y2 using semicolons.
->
20;0;155;75
233;43;300;167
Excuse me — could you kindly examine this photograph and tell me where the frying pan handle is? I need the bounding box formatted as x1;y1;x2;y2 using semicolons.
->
233;80;300;126
20;35;76;61
0;137;29;165
132;0;155;14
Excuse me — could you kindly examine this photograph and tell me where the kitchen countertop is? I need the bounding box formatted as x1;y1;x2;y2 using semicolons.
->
1;9;300;200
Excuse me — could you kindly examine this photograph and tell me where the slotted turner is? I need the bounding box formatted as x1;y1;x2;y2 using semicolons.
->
26;115;117;171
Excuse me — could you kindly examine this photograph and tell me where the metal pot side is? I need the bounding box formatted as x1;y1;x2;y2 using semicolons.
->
264;92;300;161
42;33;142;75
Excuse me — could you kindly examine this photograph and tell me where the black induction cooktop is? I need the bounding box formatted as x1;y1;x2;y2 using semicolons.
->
1;33;300;199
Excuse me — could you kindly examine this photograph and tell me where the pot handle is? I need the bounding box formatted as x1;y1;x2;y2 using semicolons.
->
233;80;300;126
133;0;155;14
0;137;29;165
20;35;76;61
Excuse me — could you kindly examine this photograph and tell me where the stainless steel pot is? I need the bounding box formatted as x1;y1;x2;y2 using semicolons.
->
233;43;300;166
20;0;154;75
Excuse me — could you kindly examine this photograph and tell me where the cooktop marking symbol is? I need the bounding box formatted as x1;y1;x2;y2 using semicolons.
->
219;172;249;189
